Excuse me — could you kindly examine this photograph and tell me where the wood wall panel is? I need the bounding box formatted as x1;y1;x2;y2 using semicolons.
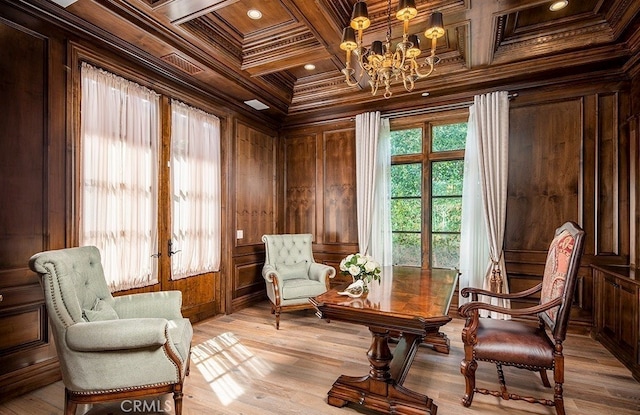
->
0;16;63;401
284;135;316;234
322;129;357;244
0;21;45;269
0;307;42;352
233;263;263;299
235;121;276;245
596;93;620;255
506;99;582;251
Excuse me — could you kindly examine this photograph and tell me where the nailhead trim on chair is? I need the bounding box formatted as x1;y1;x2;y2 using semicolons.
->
162;325;183;381
473;352;555;371
71;382;176;395
45;261;74;329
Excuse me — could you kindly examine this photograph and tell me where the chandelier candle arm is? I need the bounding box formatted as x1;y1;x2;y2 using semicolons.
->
340;26;360;86
340;0;445;98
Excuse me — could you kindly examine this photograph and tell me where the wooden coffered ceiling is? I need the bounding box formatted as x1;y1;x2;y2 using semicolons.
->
43;0;640;125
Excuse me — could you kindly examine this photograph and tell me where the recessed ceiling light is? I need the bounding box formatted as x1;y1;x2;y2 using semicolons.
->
304;64;316;70
549;1;568;11
247;9;262;19
421;92;430;97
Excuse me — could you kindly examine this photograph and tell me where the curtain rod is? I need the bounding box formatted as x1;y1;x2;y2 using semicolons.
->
381;92;518;120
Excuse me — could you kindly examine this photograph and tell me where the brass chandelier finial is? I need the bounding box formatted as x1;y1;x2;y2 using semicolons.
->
340;0;445;98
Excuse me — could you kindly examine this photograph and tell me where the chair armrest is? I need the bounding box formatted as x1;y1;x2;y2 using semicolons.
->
308;263;336;282
460;283;542;301
66;318;168;351
113;291;183;319
458;296;562;318
262;264;281;284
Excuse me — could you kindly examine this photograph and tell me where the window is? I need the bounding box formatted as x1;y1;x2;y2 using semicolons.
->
390;128;422;266
80;63;160;291
170;100;221;279
80;64;223;291
390;122;467;268
430;123;466;268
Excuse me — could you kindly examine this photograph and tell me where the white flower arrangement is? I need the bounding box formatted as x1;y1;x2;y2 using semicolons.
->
339;253;381;285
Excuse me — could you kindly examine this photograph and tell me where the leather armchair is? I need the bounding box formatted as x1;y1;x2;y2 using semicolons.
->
29;246;192;415
458;221;585;415
262;234;336;329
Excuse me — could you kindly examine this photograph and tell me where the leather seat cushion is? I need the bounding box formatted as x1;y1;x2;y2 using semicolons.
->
474;318;555;369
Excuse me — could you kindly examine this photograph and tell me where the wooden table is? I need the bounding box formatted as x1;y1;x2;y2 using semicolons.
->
310;267;459;415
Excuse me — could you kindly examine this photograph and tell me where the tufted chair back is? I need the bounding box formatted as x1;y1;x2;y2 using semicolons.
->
30;245;113;329
262;233;315;267
538;223;584;341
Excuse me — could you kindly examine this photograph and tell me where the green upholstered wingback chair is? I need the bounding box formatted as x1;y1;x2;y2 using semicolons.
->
29;246;192;415
261;234;336;329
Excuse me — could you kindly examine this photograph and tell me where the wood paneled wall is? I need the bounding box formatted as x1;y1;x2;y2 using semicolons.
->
505;85;630;326
231;120;277;311
277;124;359;285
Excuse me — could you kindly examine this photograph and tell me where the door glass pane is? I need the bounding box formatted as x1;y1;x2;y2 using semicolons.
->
432;197;462;232
391;198;421;231
393;233;421;267
391;161;421;266
432;160;464;195
431;233;461;269
391;163;421;197
432;123;467;152
431;159;463;269
391;128;422;155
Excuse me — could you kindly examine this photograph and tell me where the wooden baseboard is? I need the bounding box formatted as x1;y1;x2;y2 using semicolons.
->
231;291;266;312
0;357;60;403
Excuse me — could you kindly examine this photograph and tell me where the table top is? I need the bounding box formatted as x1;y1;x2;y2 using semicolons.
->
310;266;459;334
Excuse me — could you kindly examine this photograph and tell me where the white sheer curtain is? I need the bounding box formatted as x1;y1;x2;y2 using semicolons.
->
355;112;392;266
80;62;160;291
459;106;490;305
170;100;221;279
459;91;511;318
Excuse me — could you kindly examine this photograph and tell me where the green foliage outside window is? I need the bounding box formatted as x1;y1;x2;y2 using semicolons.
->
390;128;421;155
432;123;467;151
390;163;421;266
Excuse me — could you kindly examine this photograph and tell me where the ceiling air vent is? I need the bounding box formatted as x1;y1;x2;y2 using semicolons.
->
50;0;78;7
160;53;203;75
244;99;269;111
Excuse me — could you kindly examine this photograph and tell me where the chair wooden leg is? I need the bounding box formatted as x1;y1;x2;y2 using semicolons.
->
64;389;77;415
460;358;477;407
554;382;565;415
539;369;551;387
174;384;184;415
496;363;508;399
274;308;281;330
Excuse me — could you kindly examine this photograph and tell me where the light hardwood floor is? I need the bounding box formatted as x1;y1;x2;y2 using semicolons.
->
1;301;639;415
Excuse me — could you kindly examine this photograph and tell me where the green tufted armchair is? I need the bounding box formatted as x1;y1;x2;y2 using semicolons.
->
29;246;192;415
262;234;336;329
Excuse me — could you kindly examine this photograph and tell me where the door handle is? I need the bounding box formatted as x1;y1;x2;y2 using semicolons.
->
168;240;181;257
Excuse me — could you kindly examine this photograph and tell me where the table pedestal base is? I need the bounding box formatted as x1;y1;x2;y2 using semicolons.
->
328;375;437;415
327;327;437;414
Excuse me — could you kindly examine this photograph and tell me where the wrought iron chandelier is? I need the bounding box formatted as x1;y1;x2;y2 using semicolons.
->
340;0;445;98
